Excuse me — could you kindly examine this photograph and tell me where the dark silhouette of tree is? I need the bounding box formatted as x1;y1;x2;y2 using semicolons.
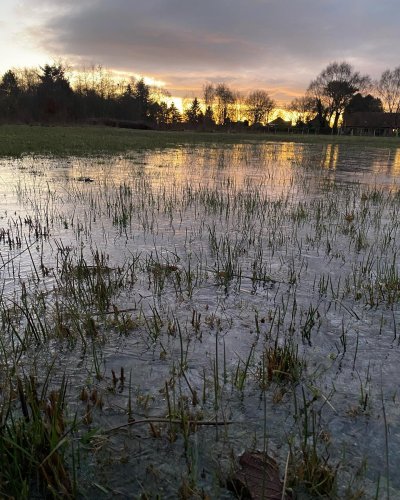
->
345;93;383;113
185;97;203;125
1;70;20;96
167;102;181;124
38;64;72;93
153;101;181;126
115;83;136;120
154;101;169;125
376;67;400;113
288;96;314;125
245;90;275;124
0;59;385;134
214;83;235;125
202;84;217;128
37;63;74;120
13;67;40;94
0;70;20;120
307;62;370;132
204;106;215;127
133;78;151;121
202;83;235;125
203;83;215;108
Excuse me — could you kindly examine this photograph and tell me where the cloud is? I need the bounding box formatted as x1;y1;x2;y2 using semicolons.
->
23;0;400;100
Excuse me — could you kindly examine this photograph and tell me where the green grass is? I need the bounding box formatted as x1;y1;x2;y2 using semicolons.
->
0;124;399;157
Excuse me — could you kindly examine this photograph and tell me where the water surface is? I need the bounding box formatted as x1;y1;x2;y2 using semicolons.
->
1;141;400;497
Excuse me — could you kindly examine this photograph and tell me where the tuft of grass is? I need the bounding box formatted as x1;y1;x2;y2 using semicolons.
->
0;373;74;498
289;388;338;497
289;444;337;497
260;339;304;385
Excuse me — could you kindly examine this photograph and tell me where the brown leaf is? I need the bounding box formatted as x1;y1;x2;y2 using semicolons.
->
229;451;290;500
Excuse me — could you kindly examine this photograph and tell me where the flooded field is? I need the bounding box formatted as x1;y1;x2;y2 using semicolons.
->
1;141;400;498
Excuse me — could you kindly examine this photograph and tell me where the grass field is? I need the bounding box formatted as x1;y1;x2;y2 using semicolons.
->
0;124;399;156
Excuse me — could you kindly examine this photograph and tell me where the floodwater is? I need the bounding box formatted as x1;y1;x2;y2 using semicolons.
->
1;141;400;498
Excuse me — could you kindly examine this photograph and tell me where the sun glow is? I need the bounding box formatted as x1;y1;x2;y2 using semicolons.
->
270;109;294;124
165;97;184;113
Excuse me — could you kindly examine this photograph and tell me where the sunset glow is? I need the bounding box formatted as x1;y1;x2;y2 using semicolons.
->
1;0;399;107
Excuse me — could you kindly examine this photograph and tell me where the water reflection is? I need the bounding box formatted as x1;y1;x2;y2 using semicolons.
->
2;142;400;496
322;144;339;169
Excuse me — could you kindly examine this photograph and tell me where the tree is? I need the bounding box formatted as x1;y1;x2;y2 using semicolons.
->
245;90;275;124
230;91;245;123
13;67;40;94
214;83;235;125
203;83;215;108
37;63;73;119
0;70;20;96
345;93;383;114
307;62;370;132
185;97;203;125
167;102;181;124
134;78;151;120
0;70;20;120
202;84;217;127
117;83;136;120
38;64;72;93
376;67;400;113
154;101;169;125
288;96;315;125
204;105;215;127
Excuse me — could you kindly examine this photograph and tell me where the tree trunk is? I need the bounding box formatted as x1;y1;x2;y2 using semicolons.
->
332;111;340;134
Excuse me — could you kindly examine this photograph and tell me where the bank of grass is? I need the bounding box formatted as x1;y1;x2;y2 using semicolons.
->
0;123;399;157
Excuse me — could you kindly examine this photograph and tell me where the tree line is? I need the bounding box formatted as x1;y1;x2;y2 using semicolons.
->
1;61;399;132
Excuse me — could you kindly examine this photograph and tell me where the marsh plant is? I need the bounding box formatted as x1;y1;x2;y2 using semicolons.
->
262;338;304;385
0;371;73;498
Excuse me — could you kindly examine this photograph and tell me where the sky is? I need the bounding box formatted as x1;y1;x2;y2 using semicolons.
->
1;0;399;105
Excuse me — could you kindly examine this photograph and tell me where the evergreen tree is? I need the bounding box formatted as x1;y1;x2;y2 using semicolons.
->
185;97;203;125
168;102;181;124
0;70;20;120
37;63;73;119
134;78;151;120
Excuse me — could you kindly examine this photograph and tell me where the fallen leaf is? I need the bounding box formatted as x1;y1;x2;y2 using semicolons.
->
228;451;290;500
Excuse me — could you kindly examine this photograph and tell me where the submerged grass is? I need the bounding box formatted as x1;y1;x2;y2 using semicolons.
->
0;123;400;157
1;140;400;497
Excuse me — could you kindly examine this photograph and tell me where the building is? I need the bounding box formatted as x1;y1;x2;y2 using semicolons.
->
267;116;292;131
343;112;400;136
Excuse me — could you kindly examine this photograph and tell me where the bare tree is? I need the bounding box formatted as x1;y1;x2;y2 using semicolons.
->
307;62;370;132
245;89;275;124
203;83;215;107
150;85;170;104
12;67;40;94
214;83;235;124
288;96;315;125
202;83;216;124
228;90;243;122
74;64;121;99
376;67;400;113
